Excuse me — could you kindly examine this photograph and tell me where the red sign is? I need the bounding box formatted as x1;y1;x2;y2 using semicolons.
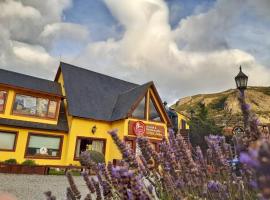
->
132;121;146;136
129;121;165;138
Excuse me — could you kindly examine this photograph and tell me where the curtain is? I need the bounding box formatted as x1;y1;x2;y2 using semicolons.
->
0;132;15;150
92;140;104;153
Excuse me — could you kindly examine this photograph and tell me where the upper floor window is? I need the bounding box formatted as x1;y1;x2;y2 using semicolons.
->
149;96;163;122
132;96;146;119
13;94;58;119
0;90;7;113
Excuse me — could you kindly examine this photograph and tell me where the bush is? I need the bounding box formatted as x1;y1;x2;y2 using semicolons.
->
4;159;17;164
21;160;36;166
79;150;105;167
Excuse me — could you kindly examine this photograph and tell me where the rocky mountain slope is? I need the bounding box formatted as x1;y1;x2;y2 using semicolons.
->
172;87;270;127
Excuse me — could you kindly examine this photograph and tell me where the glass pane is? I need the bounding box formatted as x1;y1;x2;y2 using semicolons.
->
149;97;161;122
13;95;37;116
0;132;16;150
27;135;61;157
36;98;49;117
92;140;104;153
132;97;146;119
48;101;57;118
0;91;7;112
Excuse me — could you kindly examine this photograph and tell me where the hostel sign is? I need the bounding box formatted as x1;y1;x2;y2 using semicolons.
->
128;121;165;138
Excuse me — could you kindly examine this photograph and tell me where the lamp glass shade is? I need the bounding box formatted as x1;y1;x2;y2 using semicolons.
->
235;67;248;90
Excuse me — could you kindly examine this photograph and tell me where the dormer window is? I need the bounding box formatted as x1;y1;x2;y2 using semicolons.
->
0;90;7;113
13;93;59;119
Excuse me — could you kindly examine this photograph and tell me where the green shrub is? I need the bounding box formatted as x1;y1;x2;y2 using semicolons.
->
21;160;37;166
4;158;17;164
79;150;105;167
89;150;105;164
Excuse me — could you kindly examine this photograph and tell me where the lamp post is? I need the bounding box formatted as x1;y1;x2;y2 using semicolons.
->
235;66;249;131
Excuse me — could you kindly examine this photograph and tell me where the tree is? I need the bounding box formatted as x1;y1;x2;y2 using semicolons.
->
189;102;222;152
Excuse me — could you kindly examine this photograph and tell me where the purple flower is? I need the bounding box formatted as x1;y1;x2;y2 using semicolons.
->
239;152;259;168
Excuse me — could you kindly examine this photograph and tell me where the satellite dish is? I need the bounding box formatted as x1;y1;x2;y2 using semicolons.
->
40;147;48;155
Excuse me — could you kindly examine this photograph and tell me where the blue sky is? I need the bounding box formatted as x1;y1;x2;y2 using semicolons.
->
0;0;270;103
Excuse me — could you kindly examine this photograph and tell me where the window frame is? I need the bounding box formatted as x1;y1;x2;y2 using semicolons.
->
0;89;8;114
0;130;18;152
12;92;60;120
148;95;165;123
24;133;63;160
74;136;107;161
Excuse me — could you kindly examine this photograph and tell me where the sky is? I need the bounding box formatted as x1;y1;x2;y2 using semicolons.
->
0;0;270;104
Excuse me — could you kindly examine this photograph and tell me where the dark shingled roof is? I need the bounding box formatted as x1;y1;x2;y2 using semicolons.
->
0;68;62;96
59;62;152;121
0;101;69;132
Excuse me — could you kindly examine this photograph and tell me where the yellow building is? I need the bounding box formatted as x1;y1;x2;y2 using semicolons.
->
0;62;171;166
176;111;190;131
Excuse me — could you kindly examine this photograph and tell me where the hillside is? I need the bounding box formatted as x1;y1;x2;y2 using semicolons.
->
171;87;270;127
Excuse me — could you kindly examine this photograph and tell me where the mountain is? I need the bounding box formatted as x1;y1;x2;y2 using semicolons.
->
171;87;270;128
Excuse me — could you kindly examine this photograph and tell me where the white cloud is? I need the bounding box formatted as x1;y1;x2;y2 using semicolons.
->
0;0;89;78
72;0;270;103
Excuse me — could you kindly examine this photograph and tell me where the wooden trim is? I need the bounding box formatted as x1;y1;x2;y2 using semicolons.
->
149;86;172;127
148;94;165;123
24;133;64;160
73;136;107;161
12;91;60;121
0;89;8;114
0;83;64;98
0;130;18;152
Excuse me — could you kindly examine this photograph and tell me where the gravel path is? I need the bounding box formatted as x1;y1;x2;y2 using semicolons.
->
0;174;89;200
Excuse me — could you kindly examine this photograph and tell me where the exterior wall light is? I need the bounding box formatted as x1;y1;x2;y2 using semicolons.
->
91;125;97;134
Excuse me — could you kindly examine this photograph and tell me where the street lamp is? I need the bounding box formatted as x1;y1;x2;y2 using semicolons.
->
235;66;248;92
235;66;249;135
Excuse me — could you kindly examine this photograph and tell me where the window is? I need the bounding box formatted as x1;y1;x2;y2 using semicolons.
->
0;90;7;113
149;97;163;122
13;94;58;119
181;119;186;130
132;96;146;119
125;139;135;151
75;137;106;159
25;134;62;158
0;131;17;151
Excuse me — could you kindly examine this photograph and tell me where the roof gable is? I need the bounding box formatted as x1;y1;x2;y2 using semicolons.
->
111;82;152;120
59;62;138;121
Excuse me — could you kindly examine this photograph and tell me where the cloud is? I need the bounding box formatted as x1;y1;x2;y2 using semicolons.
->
71;0;270;103
0;0;89;78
